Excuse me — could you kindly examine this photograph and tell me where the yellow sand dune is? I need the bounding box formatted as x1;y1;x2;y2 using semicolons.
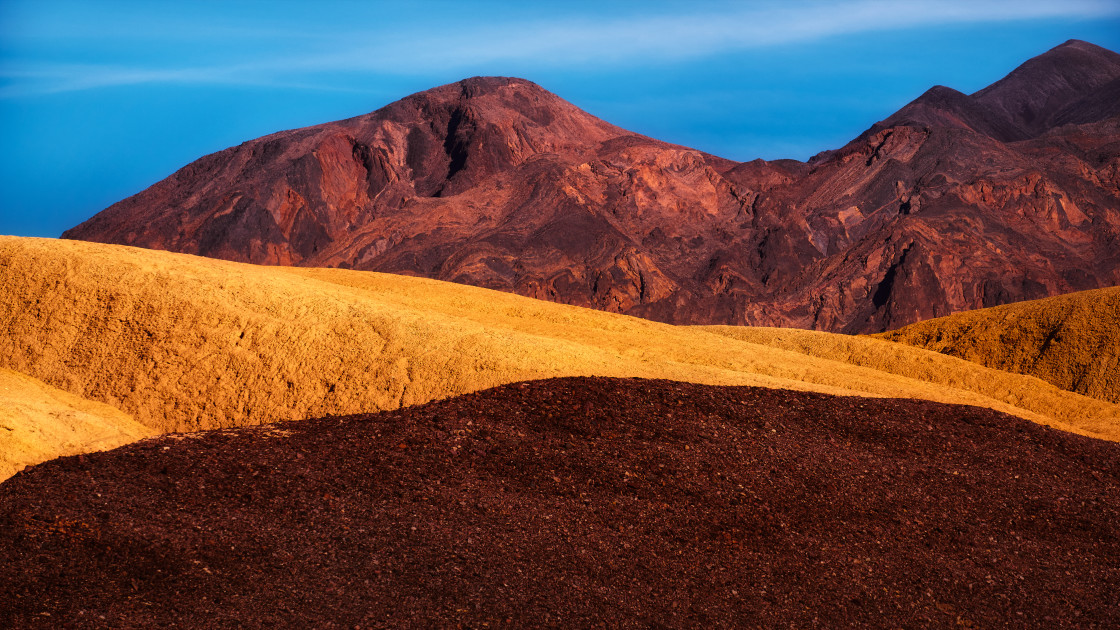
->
877;287;1120;404
0;367;152;480
2;236;1119;480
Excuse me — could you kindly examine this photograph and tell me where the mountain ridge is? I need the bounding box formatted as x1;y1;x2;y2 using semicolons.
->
860;39;1120;143
64;41;1120;333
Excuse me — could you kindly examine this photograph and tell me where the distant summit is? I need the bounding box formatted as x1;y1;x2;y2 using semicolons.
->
864;39;1120;141
65;42;1120;333
973;39;1120;136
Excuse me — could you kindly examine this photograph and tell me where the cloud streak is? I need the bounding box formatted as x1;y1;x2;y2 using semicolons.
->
3;0;1118;97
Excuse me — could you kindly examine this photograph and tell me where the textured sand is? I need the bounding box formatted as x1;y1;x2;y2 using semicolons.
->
877;287;1120;403
2;235;1119;480
0;368;151;480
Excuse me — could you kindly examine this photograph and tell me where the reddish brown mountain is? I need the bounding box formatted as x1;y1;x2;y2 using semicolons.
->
64;40;1120;332
3;377;1119;627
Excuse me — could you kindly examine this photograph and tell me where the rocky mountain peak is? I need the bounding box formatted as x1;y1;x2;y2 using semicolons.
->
971;38;1120;136
859;39;1120;143
63;43;1120;333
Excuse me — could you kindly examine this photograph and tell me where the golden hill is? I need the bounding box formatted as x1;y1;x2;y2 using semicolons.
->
0;367;151;480
2;236;1119;479
877;287;1120;404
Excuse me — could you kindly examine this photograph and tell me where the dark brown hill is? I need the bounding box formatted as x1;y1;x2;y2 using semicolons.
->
64;41;1120;333
2;377;1118;627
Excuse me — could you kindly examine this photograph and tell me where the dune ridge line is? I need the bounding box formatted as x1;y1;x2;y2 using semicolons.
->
877;286;1120;404
2;235;1119;479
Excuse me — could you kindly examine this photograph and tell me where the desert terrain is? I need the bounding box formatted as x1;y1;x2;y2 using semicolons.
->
880;286;1120;403
3;36;1120;628
0;368;151;481
2;378;1117;627
3;235;1119;481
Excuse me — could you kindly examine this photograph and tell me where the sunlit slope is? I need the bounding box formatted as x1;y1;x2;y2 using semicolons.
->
292;264;1117;441
876;287;1120;404
699;326;1120;440
1;236;1118;445
0;367;152;480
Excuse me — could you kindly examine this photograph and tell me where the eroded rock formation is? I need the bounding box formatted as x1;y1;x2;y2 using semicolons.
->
65;40;1120;332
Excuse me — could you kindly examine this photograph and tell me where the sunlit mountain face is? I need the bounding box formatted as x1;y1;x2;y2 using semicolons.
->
66;41;1120;333
4;6;1120;627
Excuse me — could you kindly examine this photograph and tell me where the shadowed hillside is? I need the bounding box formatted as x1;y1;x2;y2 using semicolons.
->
0;368;151;480
3;378;1118;627
3;235;1120;481
878;287;1120;403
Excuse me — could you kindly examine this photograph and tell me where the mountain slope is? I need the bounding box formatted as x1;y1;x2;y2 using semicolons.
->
866;39;1120;141
64;41;1120;333
3;378;1118;627
973;39;1120;137
878;286;1120;403
0;367;151;480
3;235;1119;471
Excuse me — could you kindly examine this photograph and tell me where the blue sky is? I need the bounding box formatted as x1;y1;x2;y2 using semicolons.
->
2;0;1119;237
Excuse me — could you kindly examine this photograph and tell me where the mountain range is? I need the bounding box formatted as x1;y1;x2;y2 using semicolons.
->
63;39;1120;333
11;37;1120;626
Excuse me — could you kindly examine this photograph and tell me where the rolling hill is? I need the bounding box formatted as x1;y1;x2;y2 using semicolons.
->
3;377;1117;627
3;235;1120;480
878;286;1120;403
0;368;150;481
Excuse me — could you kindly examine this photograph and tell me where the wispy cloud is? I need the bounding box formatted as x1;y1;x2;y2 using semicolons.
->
0;62;376;97
348;0;1119;70
3;0;1117;97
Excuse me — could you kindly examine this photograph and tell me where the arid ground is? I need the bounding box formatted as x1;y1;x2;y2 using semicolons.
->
4;37;1120;628
2;378;1118;627
4;236;1119;480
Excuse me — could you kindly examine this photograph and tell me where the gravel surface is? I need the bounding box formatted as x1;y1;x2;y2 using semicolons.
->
2;377;1118;628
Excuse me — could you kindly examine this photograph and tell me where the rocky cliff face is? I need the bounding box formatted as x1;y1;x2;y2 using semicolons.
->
64;41;1120;333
